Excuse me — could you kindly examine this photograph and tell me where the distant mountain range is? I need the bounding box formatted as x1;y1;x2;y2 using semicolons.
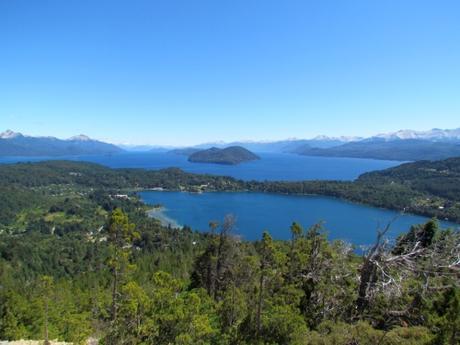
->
119;144;172;152
174;128;460;161
0;130;122;156
167;136;361;156
188;146;260;165
290;128;460;161
191;136;361;153
169;147;201;156
294;139;460;161
371;128;460;141
2;127;460;161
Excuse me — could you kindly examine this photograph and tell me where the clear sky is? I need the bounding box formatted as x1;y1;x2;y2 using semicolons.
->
1;0;459;145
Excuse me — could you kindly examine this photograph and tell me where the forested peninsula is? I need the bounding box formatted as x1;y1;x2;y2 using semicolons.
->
1;158;459;225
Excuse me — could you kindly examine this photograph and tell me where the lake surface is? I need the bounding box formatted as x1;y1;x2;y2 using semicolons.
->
0;152;400;181
140;191;458;246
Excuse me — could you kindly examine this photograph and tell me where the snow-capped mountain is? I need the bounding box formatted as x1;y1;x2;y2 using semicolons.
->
311;135;362;142
294;128;460;161
0;130;123;156
68;134;92;141
373;128;460;142
0;130;23;139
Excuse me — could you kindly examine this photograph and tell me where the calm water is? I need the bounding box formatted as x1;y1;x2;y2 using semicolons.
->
140;191;458;245
0;152;400;181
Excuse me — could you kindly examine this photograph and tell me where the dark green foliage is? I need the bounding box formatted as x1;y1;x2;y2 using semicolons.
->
0;186;45;225
358;157;460;200
393;219;438;255
0;160;245;191
429;288;460;345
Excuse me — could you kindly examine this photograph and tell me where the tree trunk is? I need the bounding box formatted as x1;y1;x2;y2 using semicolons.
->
256;263;265;336
111;266;118;322
44;296;50;345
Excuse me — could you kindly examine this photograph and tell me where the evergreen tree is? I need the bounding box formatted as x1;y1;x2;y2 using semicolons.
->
105;208;140;344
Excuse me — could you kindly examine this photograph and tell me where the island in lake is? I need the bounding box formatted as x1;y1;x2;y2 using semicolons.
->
188;146;260;165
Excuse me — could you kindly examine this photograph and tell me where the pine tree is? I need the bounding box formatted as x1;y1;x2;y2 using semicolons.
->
105;208;140;344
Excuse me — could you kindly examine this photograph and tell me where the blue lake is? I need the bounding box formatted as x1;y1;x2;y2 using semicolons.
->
2;152;456;244
140;191;458;246
0;152;400;181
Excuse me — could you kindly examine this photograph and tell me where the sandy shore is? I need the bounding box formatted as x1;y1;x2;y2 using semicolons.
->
147;207;181;228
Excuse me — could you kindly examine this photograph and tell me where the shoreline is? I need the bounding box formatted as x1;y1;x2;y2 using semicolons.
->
146;207;182;229
139;190;460;228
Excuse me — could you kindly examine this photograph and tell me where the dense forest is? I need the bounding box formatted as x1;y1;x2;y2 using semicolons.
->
0;160;459;344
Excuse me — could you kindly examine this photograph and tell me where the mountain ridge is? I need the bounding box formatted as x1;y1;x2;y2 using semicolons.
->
372;128;460;141
294;139;460;161
0;130;122;156
3;127;460;159
162;128;460;155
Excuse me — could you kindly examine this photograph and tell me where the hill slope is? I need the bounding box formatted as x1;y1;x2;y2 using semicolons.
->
358;157;460;202
188;146;260;165
0;162;457;344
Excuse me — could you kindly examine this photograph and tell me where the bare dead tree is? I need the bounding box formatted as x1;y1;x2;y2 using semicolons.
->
356;218;460;323
356;220;394;314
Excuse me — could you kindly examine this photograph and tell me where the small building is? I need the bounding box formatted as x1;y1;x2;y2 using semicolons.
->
113;194;129;200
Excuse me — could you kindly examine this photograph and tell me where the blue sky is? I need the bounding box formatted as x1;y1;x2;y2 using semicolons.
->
1;0;459;145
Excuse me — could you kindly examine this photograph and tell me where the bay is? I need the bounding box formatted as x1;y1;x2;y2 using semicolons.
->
140;191;458;246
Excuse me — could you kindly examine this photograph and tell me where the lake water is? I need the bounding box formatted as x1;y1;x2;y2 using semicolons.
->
140;191;458;246
0;152;400;181
2;152;456;244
